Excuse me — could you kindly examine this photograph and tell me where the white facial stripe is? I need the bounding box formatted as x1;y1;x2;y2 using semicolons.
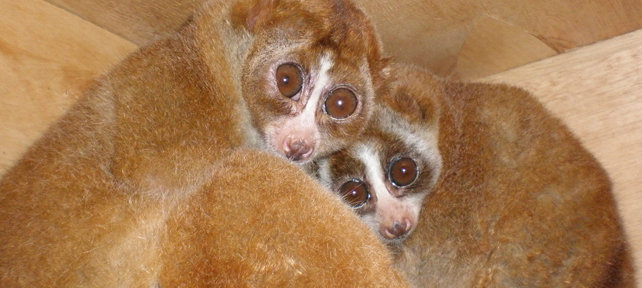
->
278;55;333;140
355;144;395;205
301;54;333;121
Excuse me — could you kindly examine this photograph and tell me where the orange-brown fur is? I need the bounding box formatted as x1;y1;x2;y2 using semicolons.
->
0;0;409;286
160;150;409;287
381;65;635;287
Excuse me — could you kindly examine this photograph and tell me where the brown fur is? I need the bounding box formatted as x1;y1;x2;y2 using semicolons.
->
0;0;409;286
381;64;635;287
160;150;409;287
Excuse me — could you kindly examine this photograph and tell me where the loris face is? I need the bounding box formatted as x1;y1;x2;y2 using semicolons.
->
239;0;383;163
315;107;442;243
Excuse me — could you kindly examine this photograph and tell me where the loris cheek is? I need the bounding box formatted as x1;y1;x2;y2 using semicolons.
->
264;116;320;162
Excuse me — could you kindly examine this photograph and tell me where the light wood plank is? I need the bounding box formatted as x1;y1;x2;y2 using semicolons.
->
42;0;642;77
0;0;137;175
45;0;203;46
455;16;558;80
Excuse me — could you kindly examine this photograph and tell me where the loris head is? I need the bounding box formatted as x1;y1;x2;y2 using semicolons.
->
315;64;443;243
233;0;386;163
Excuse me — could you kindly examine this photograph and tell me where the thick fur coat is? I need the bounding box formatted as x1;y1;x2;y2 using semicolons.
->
381;65;635;287
0;0;409;286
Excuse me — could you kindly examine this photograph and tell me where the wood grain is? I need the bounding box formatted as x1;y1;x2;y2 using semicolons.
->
485;29;642;285
0;0;137;174
455;16;558;80
352;0;642;77
45;0;203;45
42;0;642;77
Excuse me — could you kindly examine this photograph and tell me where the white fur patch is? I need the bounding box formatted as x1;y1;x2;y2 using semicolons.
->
300;54;333;123
355;144;391;205
264;55;335;162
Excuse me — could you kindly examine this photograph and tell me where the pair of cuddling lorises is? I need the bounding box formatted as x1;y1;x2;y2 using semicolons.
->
0;0;634;287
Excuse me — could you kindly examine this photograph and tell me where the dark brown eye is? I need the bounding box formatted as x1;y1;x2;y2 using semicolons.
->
324;88;358;119
389;157;418;187
338;179;369;208
276;63;302;98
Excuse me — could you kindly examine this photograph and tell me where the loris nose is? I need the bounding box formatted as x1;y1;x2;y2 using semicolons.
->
382;219;412;239
284;138;314;161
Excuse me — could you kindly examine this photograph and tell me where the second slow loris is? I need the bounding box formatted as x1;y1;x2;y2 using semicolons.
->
317;64;636;287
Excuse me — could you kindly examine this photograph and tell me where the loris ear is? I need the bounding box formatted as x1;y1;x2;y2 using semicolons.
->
230;0;277;33
325;3;388;85
380;65;442;126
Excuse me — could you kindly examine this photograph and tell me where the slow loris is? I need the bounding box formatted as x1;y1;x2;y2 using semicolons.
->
0;0;412;287
316;64;635;287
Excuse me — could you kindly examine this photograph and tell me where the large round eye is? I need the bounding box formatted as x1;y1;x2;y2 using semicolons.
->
324;88;358;119
338;179;369;208
276;63;303;98
389;157;418;187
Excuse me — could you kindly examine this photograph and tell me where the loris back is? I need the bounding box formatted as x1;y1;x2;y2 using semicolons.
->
387;65;635;287
315;64;635;287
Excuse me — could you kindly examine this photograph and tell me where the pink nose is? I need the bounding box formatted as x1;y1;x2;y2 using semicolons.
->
283;138;314;161
382;218;412;239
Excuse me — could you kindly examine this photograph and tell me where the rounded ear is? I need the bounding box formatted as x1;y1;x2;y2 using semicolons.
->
230;0;276;32
379;64;442;126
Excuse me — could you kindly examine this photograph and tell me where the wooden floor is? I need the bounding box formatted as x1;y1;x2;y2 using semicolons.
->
0;0;640;284
0;0;136;173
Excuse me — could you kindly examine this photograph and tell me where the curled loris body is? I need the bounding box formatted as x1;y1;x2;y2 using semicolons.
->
0;1;416;287
316;64;635;287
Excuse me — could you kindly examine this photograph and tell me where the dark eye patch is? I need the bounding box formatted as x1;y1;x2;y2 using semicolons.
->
338;179;369;208
324;88;358;119
276;63;303;99
388;157;418;187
